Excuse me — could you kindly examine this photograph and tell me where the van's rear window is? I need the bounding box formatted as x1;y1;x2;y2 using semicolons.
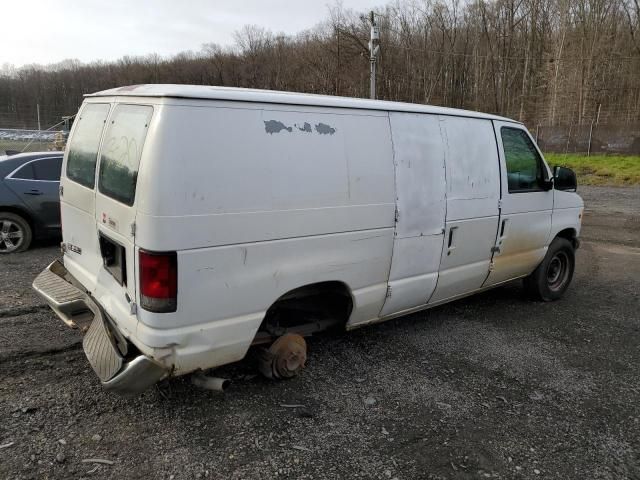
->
98;105;153;206
66;103;110;188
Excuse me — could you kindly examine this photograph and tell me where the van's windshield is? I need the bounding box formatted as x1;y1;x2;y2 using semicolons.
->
98;104;153;206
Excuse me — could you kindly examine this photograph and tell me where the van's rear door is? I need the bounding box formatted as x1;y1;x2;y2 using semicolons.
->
62;101;153;326
61;102;111;293
93;104;154;309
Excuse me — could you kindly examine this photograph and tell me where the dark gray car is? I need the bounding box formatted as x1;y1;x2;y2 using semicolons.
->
0;151;63;253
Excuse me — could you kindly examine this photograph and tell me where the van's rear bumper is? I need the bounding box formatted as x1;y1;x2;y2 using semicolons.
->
32;260;168;395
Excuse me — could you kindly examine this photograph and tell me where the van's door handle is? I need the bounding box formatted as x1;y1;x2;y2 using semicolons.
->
447;226;458;255
24;190;43;196
499;219;508;239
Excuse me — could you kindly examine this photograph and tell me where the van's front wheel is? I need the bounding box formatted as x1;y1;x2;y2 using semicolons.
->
524;237;575;301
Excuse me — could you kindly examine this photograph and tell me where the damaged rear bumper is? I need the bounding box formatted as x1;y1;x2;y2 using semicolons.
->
32;260;168;395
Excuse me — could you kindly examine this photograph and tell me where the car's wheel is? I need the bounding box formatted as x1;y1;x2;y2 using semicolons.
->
524;237;575;301
0;212;32;253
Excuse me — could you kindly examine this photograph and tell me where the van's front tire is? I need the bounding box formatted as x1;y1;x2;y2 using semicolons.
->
524;237;575;302
0;212;32;253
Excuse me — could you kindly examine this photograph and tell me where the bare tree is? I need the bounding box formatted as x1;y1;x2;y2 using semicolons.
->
1;0;639;129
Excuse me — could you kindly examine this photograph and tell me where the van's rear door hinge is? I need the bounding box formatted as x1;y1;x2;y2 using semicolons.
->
386;285;392;298
498;199;503;209
125;293;137;315
394;206;399;223
130;222;136;237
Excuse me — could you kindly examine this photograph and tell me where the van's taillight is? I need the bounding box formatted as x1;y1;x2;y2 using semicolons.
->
139;250;177;313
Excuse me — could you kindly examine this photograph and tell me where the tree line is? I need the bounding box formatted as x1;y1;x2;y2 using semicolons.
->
1;0;639;130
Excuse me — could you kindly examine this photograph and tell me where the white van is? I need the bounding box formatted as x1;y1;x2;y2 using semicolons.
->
33;85;583;395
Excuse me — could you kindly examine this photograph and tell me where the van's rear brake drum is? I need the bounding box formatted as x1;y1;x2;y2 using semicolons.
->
258;333;307;379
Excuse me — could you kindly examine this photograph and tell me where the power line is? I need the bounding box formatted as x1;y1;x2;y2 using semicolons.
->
382;42;640;62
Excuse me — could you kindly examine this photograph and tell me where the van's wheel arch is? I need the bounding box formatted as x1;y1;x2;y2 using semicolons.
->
524;236;575;301
254;281;353;379
0;212;33;253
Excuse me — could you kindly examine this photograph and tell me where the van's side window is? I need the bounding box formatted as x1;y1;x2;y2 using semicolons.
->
98;104;153;206
501;127;544;193
66;104;110;188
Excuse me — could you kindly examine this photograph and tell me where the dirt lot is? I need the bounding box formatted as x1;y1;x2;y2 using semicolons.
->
1;186;639;480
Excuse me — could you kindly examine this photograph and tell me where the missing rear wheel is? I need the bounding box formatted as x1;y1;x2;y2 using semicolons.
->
258;333;307;380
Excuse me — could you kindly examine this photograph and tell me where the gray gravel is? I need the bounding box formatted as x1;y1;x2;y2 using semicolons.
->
579;185;640;247
1;186;639;479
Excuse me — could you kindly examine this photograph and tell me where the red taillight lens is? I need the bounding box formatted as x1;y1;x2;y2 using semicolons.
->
139;250;177;313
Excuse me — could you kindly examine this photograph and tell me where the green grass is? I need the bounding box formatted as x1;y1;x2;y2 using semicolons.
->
545;153;640;186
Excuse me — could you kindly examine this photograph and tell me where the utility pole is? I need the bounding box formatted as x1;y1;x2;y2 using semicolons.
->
36;103;41;131
368;11;380;100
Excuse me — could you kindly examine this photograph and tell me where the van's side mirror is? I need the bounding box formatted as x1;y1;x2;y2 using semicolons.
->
553;166;577;192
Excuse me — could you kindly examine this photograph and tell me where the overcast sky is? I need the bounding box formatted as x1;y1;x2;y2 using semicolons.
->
3;0;377;67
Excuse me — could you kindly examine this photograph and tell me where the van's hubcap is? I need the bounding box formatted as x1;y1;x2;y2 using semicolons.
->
0;220;24;252
547;251;569;291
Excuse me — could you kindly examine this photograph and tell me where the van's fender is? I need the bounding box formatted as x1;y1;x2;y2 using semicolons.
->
548;190;584;247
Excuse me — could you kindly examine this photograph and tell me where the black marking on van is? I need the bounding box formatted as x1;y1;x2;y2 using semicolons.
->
296;122;312;133
264;120;292;134
315;123;336;135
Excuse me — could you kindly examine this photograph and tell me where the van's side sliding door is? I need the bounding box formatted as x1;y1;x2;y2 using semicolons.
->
378;113;446;316
428;116;502;304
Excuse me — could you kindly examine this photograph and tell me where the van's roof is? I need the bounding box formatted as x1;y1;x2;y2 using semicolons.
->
87;84;519;123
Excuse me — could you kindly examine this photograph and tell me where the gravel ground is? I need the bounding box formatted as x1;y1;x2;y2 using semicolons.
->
1;186;639;480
